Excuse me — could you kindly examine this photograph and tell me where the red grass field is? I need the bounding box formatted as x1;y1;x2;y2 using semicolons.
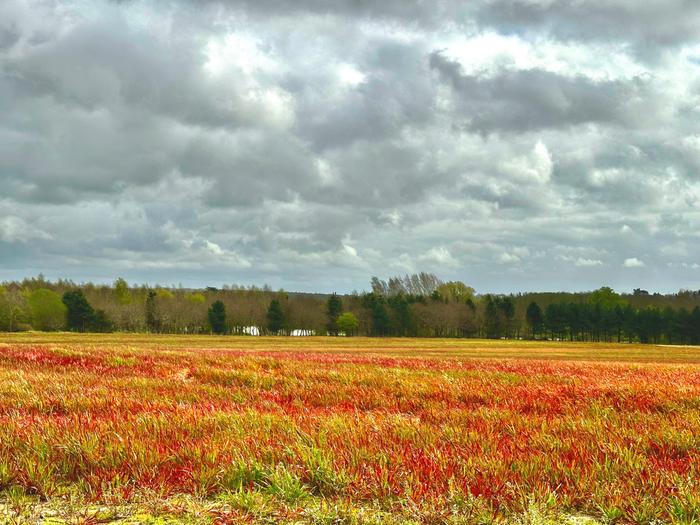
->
1;334;700;524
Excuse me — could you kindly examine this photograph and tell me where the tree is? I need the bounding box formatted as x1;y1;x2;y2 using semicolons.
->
266;299;285;334
436;281;475;303
208;300;227;334
187;293;206;304
500;296;515;336
676;308;692;344
372;301;391;336
620;304;636;343
326;293;343;335
92;309;113;332
361;293;391;336
145;291;160;332
62;290;95;332
0;287;29;331
388;294;414;336
544;303;566;340
590;286;625;310
483;295;515;338
28;288;67;331
371;273;443;297
466;297;476;312
690;306;700;345
336;312;359;336
567;303;586;341
525;301;543;339
157;288;175;300
636;307;663;344
483;295;500;338
114;278;132;304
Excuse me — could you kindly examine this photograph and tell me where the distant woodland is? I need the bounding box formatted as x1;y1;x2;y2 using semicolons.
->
2;273;700;344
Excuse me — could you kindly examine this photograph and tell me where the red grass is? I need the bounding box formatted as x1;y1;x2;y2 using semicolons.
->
1;335;700;522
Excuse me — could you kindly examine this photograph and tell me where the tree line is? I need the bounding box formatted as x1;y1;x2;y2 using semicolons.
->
2;274;700;345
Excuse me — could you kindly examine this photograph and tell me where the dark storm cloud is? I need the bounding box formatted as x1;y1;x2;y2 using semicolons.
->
294;40;437;151
0;26;20;50
474;0;700;58
1;0;700;292
189;133;320;207
144;0;472;27
2;12;269;129
429;51;657;133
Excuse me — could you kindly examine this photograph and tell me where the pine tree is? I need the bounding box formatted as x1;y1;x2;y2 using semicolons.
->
266;299;285;335
145;291;160;333
62;290;95;332
525;302;543;339
326;293;343;335
208;300;227;334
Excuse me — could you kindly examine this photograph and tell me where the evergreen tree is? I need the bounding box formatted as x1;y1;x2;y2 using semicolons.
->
145;291;160;332
62;290;95;332
620;304;636;343
525;301;543;339
361;293;391;336
545;303;566;340
208;300;227;334
388;294;413;336
92;309;113;333
483;295;500;338
499;296;515;337
676;308;692;344
266;299;285;334
484;295;515;338
326;293;343;335
691;307;700;345
372;301;391;336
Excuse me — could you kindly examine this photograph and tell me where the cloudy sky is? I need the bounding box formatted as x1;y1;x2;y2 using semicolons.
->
1;0;700;293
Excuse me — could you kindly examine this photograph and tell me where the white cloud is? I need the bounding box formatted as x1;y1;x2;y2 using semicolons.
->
440;31;647;81
623;257;646;268
420;246;458;267
337;63;366;86
499;252;521;264
575;258;603;267
499;141;553;184
205;241;224;255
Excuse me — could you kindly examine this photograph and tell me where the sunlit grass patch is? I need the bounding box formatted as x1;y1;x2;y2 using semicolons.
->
106;356;139;367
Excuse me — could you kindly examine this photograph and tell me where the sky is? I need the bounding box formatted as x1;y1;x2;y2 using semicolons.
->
1;0;700;294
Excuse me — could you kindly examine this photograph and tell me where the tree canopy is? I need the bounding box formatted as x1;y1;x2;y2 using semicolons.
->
336;312;359;336
28;288;66;331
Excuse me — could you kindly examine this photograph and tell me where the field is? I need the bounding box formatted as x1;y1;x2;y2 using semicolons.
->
1;334;700;524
